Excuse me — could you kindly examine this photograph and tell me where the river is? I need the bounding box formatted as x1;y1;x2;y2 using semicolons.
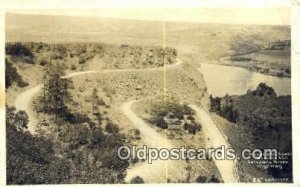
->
199;63;291;97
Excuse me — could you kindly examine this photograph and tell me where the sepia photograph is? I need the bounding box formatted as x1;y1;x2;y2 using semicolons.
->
2;0;297;185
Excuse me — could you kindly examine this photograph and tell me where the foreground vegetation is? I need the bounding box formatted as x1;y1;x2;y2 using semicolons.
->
7;108;129;184
6;52;130;184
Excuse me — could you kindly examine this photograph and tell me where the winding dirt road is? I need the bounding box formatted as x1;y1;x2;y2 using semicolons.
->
121;102;238;183
13;57;238;183
121;100;186;183
14;85;42;134
13;58;183;134
189;104;238;182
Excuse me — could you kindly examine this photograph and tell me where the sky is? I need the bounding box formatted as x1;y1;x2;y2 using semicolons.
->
3;0;292;25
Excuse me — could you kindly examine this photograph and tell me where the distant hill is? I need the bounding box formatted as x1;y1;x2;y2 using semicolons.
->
5;13;165;45
6;13;290;60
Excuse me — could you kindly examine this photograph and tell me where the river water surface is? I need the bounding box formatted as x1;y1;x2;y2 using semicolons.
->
199;63;291;97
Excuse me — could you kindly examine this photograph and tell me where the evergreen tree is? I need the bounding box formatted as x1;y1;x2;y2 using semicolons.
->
41;62;72;123
91;88;102;124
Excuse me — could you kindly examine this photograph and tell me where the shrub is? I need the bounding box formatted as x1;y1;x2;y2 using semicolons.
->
17;80;29;88
184;122;202;134
133;129;141;139
155;116;168;129
285;68;291;74
6;60;19;88
196;175;207;183
6;42;34;57
105;122;119;134
195;123;202;131
5;59;29;88
40;59;47;66
65;112;91;124
208;175;221;183
187;115;195;121
130;176;144;184
71;64;77;70
23;56;34;64
182;104;194;115
78;57;85;64
75;124;90;145
91;127;105;147
183;122;189;130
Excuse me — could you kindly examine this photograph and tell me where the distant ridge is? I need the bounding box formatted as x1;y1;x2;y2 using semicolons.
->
5;13;290;46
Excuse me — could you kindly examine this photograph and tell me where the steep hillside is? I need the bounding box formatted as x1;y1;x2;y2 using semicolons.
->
210;83;292;182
